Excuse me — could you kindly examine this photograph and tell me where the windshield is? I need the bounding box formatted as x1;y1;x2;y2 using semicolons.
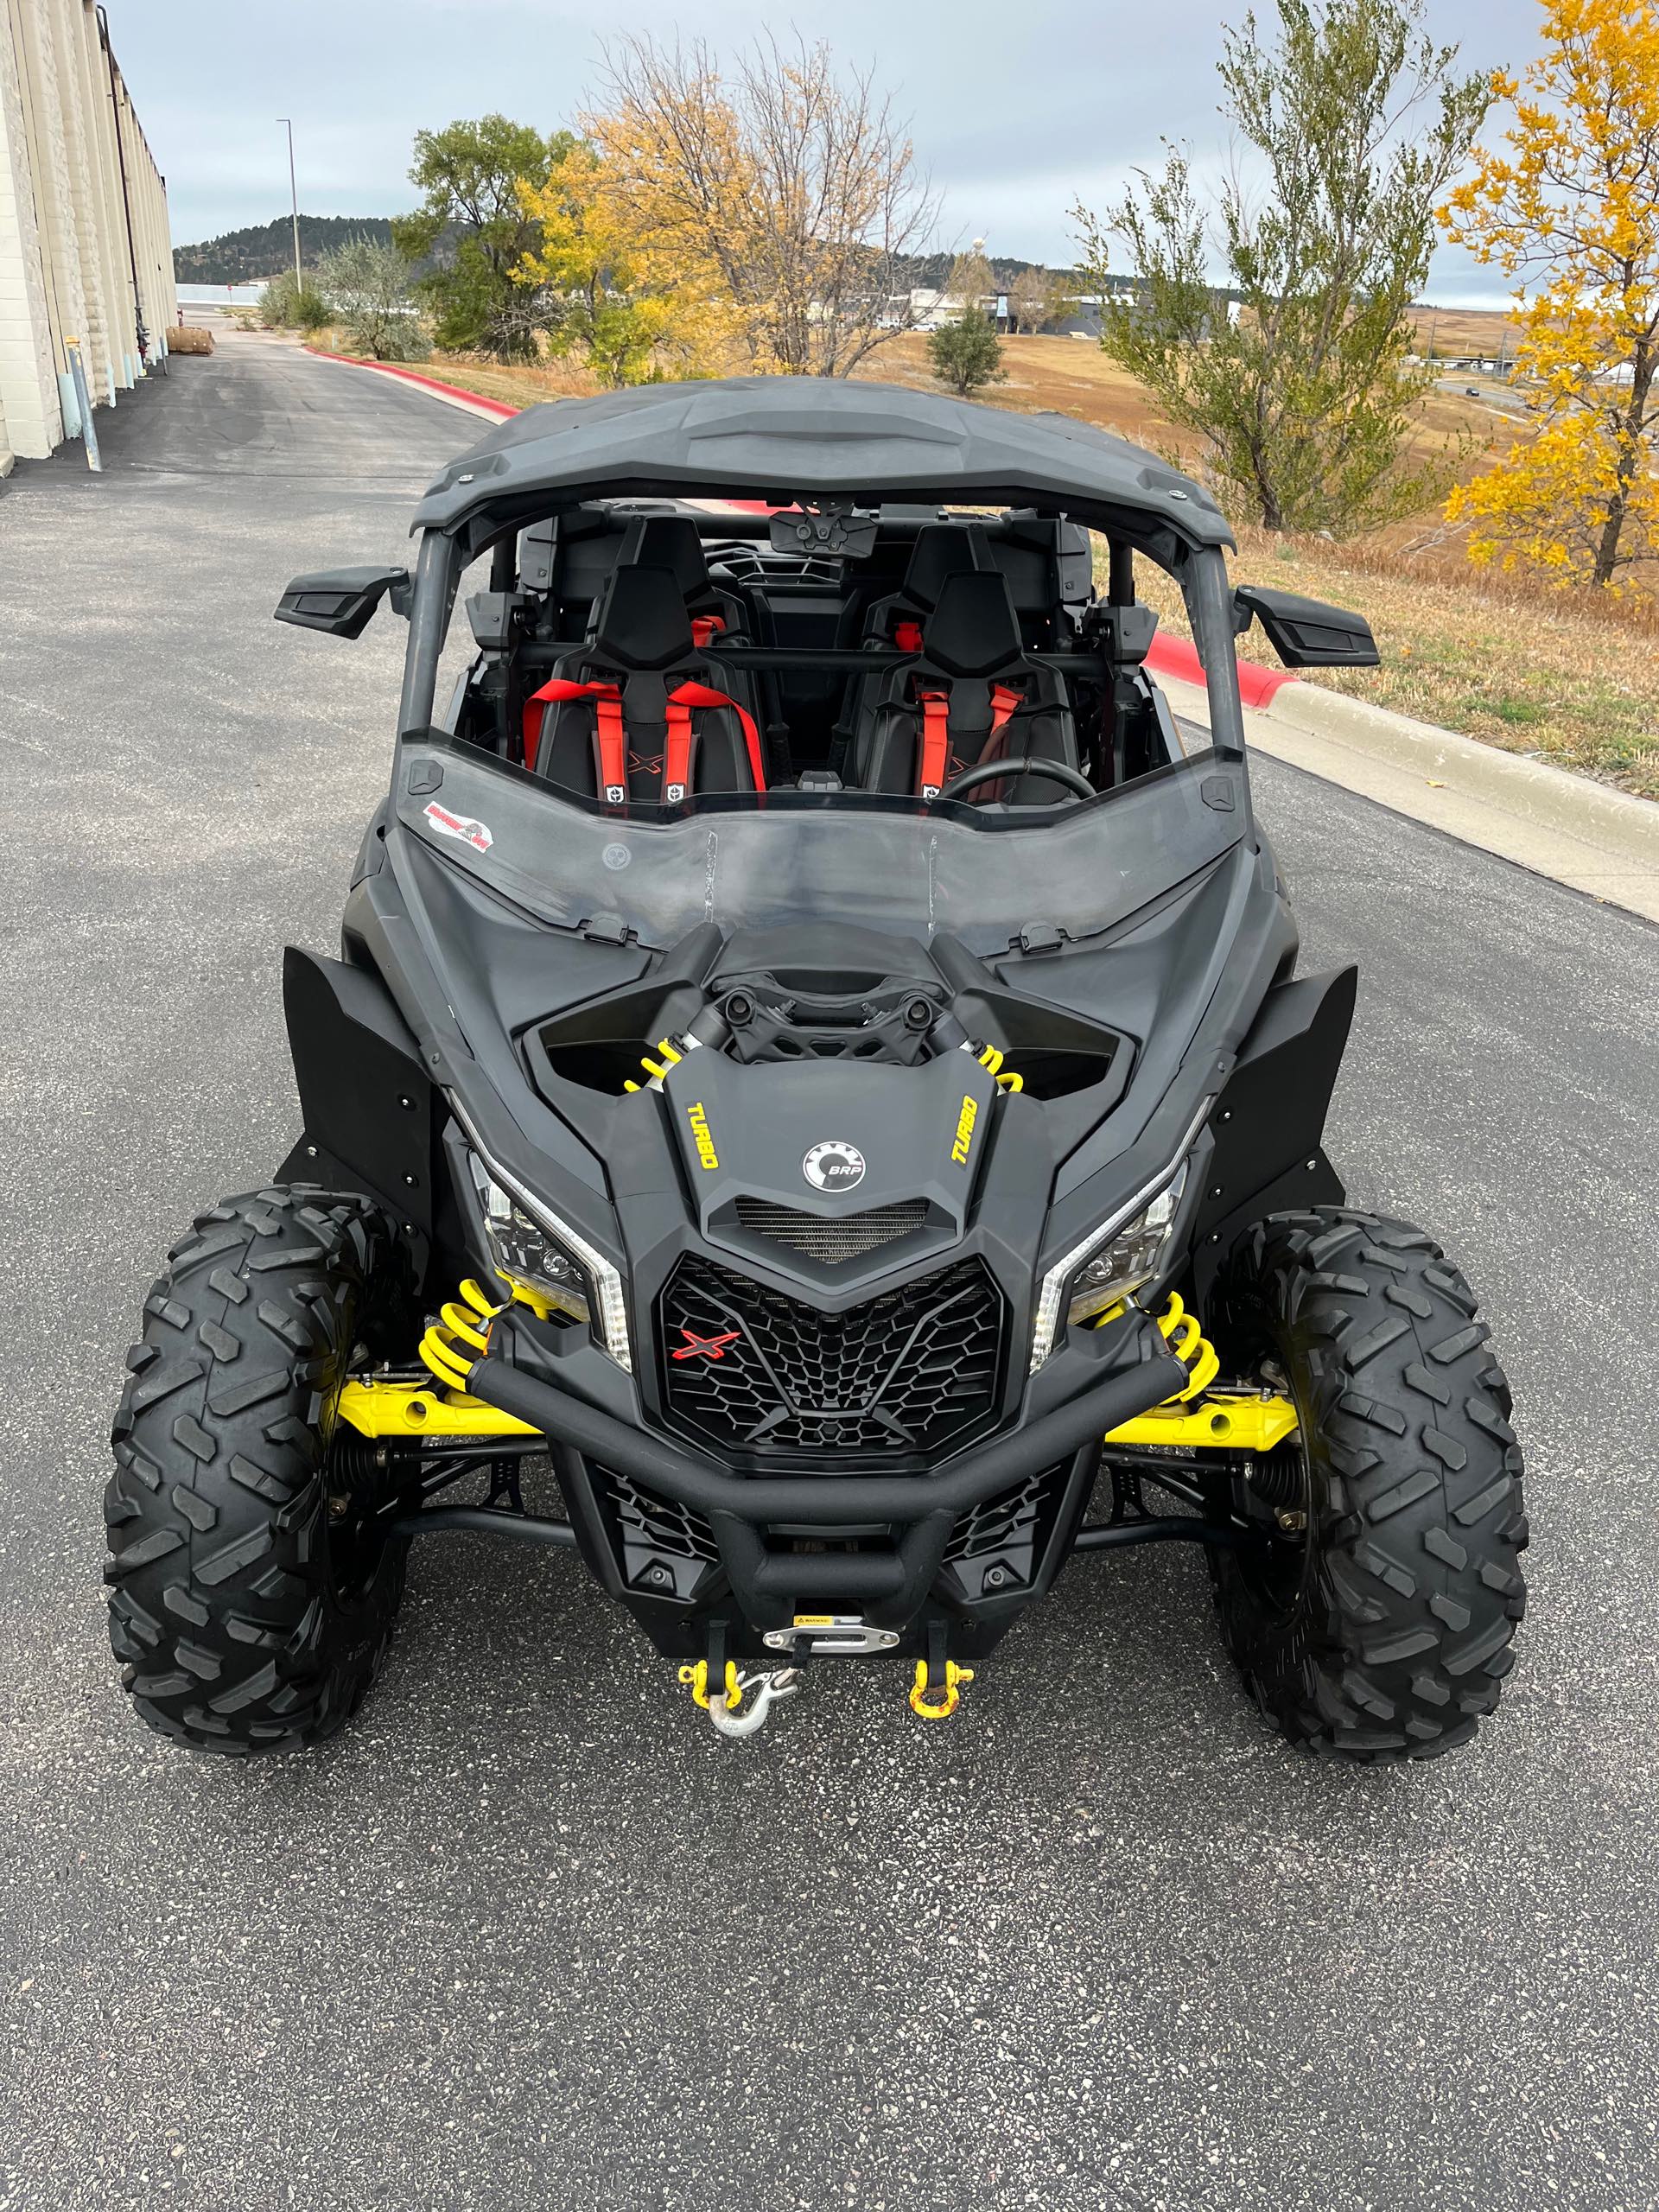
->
394;735;1243;957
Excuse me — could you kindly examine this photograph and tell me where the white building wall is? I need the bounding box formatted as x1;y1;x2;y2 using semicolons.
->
0;0;172;465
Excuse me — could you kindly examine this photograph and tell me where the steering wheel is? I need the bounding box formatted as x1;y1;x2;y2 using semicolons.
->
933;757;1096;806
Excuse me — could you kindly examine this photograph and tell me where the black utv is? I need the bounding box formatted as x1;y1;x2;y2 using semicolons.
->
105;378;1527;1754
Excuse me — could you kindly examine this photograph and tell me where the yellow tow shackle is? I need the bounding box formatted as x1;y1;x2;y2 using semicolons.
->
909;1659;975;1719
678;1659;741;1713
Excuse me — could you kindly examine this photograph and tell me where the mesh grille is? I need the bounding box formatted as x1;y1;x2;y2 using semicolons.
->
732;1197;928;1265
659;1253;1004;1459
944;1463;1068;1601
597;1465;718;1602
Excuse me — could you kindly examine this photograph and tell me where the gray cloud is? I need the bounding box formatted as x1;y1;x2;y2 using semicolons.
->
118;0;1538;305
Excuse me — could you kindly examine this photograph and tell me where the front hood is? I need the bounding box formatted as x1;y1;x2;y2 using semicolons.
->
660;1050;997;1235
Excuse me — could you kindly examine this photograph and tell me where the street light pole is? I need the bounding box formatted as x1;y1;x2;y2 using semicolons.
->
278;118;302;292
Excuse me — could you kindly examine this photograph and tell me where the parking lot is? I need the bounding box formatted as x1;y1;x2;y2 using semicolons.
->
2;337;1656;2211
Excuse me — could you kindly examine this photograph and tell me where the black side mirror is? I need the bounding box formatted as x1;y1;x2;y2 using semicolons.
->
1232;583;1379;668
276;565;411;639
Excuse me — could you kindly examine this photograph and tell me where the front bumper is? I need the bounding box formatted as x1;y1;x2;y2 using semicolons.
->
461;1309;1186;1651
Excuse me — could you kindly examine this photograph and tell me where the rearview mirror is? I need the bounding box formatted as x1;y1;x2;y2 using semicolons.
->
1232;583;1379;668
275;565;410;639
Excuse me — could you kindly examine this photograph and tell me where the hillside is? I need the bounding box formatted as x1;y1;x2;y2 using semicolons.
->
174;215;397;283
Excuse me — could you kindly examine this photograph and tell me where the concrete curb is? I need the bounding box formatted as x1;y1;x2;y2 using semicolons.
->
1269;680;1659;863
1161;669;1659;925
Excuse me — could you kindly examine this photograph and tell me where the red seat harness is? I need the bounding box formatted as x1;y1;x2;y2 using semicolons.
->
893;614;1022;797
523;674;766;801
916;683;1023;799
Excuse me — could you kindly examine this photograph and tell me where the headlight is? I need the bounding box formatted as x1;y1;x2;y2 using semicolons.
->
1028;1104;1211;1372
464;1149;632;1372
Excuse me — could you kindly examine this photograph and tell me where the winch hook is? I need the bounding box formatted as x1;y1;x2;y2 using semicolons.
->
678;1661;803;1739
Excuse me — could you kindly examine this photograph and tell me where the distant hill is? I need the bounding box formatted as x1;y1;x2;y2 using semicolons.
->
176;218;1098;294
174;215;398;284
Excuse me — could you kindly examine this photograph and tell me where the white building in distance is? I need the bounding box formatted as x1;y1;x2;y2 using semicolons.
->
0;0;175;471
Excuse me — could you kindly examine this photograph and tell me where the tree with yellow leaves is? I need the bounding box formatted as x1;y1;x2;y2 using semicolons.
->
515;138;730;386
1440;0;1659;588
584;34;938;378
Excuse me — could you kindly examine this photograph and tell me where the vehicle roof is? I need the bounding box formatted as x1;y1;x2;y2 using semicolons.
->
409;375;1233;550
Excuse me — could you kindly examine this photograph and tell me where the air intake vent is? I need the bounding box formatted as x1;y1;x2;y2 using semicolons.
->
733;1197;928;1265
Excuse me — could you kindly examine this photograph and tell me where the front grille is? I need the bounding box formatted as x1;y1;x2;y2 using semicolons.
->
944;1463;1068;1601
659;1253;1004;1459
732;1196;928;1265
597;1465;718;1603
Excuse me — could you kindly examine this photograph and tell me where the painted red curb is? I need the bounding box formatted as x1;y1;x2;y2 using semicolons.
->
1144;632;1295;709
303;347;521;418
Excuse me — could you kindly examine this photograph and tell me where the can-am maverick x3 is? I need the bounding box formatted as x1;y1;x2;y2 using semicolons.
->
105;378;1527;1756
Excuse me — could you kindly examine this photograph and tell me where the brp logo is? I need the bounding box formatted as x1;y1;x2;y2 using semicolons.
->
803;1141;867;1193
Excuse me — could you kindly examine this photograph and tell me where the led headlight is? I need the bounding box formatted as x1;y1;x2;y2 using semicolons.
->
462;1147;632;1372
1028;1105;1211;1372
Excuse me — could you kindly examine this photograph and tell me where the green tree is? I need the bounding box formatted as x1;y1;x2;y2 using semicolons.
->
315;238;427;361
1074;0;1490;532
257;270;330;331
391;117;567;358
929;308;1006;397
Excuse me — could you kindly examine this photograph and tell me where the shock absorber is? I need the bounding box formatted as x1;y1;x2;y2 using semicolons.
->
621;1001;734;1094
418;1276;505;1391
924;1006;1025;1092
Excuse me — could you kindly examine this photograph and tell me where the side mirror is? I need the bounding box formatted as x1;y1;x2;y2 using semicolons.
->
276;565;410;639
1232;583;1379;668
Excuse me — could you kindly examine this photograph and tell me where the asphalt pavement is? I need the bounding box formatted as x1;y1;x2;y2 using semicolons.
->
2;336;1656;2212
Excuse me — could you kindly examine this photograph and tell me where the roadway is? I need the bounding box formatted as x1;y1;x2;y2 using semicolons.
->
1;334;1656;2212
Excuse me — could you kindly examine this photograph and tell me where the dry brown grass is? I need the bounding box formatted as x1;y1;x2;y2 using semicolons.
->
1403;303;1520;359
1134;527;1659;799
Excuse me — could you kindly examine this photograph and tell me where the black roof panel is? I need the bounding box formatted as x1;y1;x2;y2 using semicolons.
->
410;375;1233;550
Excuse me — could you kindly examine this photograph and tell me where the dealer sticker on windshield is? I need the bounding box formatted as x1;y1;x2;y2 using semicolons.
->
423;800;493;854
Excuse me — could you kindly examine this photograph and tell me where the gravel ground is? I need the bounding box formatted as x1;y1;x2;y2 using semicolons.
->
1;337;1656;2212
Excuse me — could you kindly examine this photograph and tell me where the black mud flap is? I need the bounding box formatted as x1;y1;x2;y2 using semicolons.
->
1190;963;1356;1301
276;947;438;1281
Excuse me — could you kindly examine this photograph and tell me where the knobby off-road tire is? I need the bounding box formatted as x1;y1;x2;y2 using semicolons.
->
105;1188;417;1755
1211;1208;1528;1762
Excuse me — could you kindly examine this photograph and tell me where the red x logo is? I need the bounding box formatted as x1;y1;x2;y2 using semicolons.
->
671;1328;741;1363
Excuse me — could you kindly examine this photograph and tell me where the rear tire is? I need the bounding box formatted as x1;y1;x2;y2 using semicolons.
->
104;1187;417;1755
1210;1207;1528;1762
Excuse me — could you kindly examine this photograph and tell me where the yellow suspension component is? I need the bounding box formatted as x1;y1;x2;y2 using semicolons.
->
976;1043;1024;1094
1103;1392;1299;1453
335;1274;543;1440
334;1378;537;1440
417;1274;503;1392
624;1036;686;1095
1090;1292;1297;1451
909;1659;975;1719
1154;1292;1220;1401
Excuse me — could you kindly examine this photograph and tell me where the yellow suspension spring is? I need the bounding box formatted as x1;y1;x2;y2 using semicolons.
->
623;1036;686;1095
1154;1292;1220;1402
976;1043;1023;1093
418;1276;505;1391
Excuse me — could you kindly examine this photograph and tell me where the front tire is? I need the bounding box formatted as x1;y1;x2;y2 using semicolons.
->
105;1187;416;1755
1210;1208;1528;1762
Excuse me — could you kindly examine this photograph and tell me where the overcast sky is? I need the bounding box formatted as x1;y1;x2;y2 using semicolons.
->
116;0;1536;305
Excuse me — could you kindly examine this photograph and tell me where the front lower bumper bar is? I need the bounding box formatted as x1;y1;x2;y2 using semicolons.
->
461;1332;1188;1527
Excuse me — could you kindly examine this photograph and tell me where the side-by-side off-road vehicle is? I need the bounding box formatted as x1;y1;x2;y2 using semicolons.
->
105;378;1527;1755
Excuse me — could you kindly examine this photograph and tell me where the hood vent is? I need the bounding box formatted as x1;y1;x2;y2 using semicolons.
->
732;1197;927;1265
